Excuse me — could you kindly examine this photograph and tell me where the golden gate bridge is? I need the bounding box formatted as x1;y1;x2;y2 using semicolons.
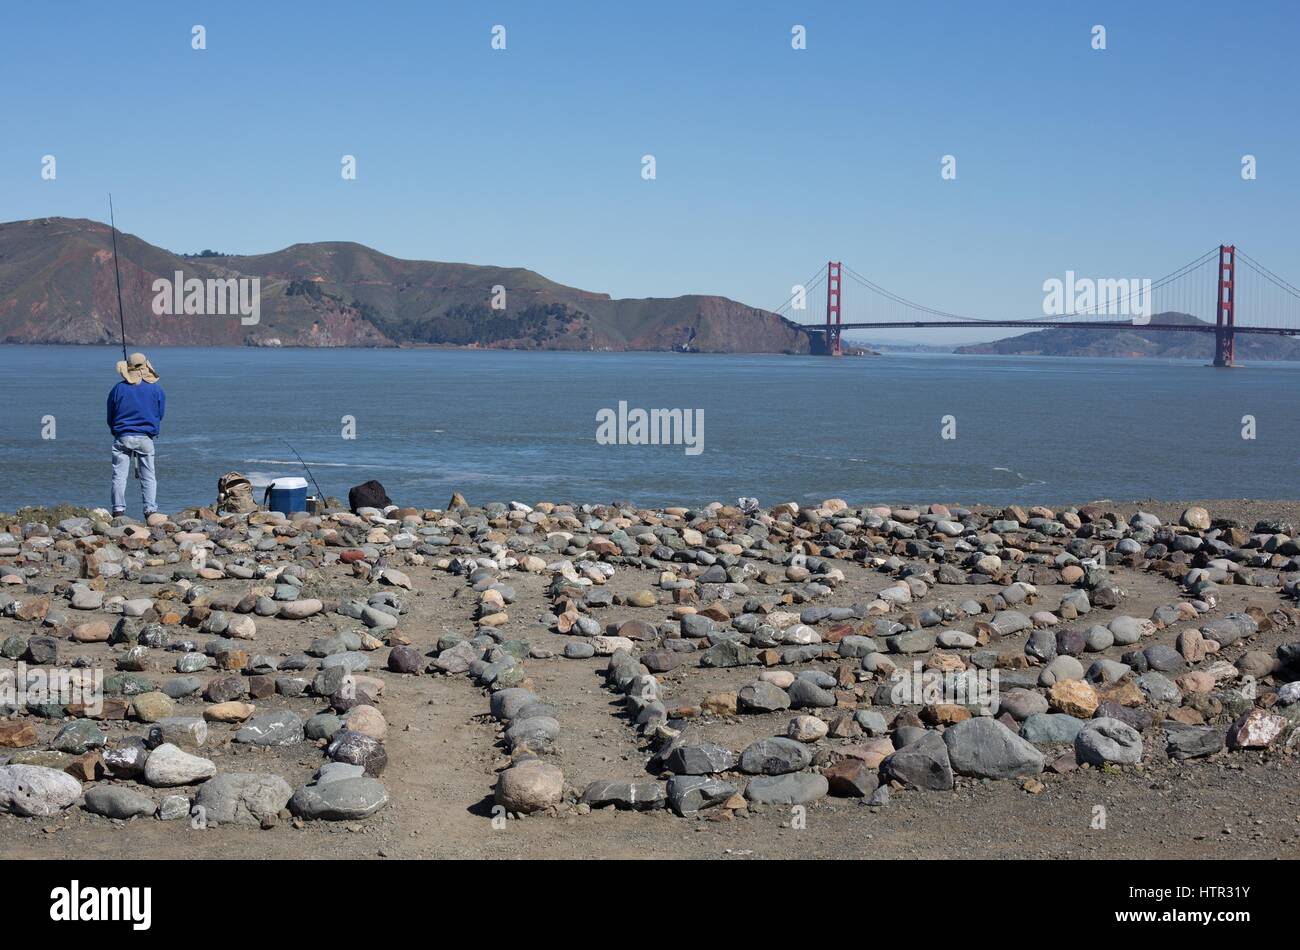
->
776;246;1300;366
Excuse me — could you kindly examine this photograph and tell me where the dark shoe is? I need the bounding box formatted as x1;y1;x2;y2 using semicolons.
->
111;509;126;518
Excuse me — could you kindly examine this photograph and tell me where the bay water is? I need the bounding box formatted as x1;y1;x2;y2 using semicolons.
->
1;345;1296;512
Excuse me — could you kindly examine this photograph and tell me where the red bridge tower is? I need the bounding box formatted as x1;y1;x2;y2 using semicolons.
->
825;261;843;356
1213;245;1236;367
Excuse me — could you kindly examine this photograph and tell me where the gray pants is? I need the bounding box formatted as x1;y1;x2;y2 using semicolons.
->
111;434;157;514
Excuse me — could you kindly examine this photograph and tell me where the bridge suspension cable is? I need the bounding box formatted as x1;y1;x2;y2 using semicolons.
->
770;263;828;319
833;247;1223;326
774;245;1300;368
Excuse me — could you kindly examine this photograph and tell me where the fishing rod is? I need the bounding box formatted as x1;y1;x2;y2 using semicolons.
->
282;439;327;506
108;195;128;363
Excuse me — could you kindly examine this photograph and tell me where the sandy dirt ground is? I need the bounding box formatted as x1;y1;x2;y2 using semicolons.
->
2;497;1298;860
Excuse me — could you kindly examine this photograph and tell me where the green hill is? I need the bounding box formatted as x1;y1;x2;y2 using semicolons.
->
0;217;811;353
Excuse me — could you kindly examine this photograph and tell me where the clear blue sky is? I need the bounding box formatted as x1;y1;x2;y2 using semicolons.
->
3;1;1297;343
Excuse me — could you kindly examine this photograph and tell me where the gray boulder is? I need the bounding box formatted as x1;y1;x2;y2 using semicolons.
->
234;711;304;747
666;775;737;816
737;681;791;714
1164;722;1225;760
661;742;736;775
1019;712;1086;744
193;772;294;825
738;737;813;775
83;785;155;820
942;717;1044;779
1075;717;1143;765
0;765;83;816
744;773;829;805
881;730;953;791
580;779;667;811
289;777;389;820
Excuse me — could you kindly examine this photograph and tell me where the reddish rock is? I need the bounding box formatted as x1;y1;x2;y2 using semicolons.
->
15;596;50;622
824;758;880;797
0;721;37;747
1227;709;1285;749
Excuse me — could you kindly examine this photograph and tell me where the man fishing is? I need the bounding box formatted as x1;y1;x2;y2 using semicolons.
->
107;352;165;518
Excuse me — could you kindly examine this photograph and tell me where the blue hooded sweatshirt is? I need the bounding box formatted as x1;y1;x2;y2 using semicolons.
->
107;380;166;438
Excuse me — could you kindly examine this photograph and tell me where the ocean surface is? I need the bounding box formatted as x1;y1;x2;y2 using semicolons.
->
1;345;1297;513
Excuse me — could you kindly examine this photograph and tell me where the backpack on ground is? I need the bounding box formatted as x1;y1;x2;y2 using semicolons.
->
216;472;258;514
348;479;392;512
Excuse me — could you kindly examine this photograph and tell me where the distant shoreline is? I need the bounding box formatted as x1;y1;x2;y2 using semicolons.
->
5;341;1300;365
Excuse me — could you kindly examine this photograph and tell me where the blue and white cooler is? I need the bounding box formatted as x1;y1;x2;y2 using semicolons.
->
266;476;309;515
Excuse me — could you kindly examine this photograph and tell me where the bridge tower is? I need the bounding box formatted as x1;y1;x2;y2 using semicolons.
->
825;261;843;356
1212;244;1236;367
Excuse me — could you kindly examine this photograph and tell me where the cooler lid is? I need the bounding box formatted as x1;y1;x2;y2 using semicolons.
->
271;477;309;490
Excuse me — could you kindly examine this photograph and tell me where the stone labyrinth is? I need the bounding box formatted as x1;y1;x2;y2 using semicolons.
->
1;498;1299;835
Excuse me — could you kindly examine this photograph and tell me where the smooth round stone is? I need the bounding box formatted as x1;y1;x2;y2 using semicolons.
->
132;691;176;723
386;645;423;673
786;679;835;709
147;717;208;750
83;785;156;820
1087;658;1132;684
305;713;344;741
937;630;977;649
786;715;829;743
797;669;837;688
162;676;202;698
563;641;596;659
737;681;791;714
204;701;256;723
143;744;216;787
279;598;323;620
1144;644;1186;673
1109;616;1148;645
489;688;539;722
743;772;829;806
344;704;387;740
504;716;561;750
290;777;389;820
1084;626;1114;652
738;737;812;775
494;760;563;814
1055;628;1087;656
1038;655;1085;687
998;688;1049;720
314;762;365;785
1019;712;1086;744
0;765;83;816
319;651;369;673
